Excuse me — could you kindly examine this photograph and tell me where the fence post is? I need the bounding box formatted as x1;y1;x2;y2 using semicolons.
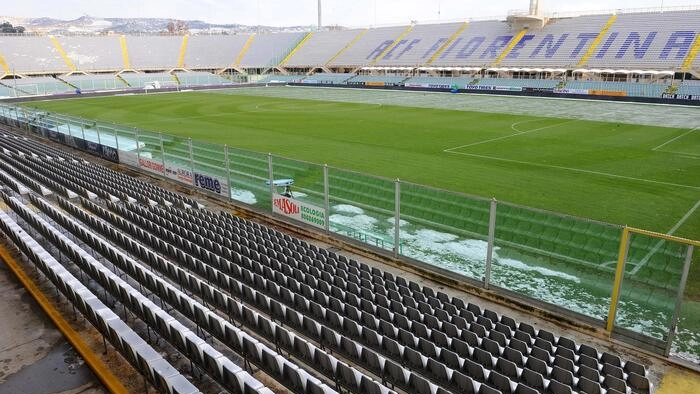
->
607;227;632;334
665;244;694;356
188;137;194;176
484;198;497;289
224;144;232;201
324;164;330;233
80;123;86;141
96;125;102;145
268;154;275;207
66;122;73;140
394;179;401;258
114;127;120;151
134;128;141;163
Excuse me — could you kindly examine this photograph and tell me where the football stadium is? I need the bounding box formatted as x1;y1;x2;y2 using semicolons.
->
0;1;699;393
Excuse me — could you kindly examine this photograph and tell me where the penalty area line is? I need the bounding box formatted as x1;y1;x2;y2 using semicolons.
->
444;118;580;152
629;198;700;275
443;150;700;191
652;127;698;151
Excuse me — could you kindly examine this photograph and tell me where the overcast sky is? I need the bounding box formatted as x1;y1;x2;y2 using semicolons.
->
2;0;695;27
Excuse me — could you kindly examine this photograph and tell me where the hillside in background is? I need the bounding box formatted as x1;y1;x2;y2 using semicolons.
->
0;15;317;34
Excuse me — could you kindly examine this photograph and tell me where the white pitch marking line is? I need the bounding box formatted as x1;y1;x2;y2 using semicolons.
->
444;118;581;152
629;198;700;275
652;127;698;151
444;151;700;191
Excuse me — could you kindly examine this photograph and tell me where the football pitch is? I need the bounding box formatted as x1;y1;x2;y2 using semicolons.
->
22;86;700;361
25;87;700;239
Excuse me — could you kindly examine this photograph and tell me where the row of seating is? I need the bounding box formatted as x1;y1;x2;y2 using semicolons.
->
0;206;201;394
3;192;279;394
65;196;395;394
89;182;647;394
25;192;344;394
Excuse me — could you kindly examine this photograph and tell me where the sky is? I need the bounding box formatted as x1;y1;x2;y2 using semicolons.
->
2;0;696;27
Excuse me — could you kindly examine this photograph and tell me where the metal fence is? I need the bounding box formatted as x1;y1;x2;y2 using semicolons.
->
1;103;698;363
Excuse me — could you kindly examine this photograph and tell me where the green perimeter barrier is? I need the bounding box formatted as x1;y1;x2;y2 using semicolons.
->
1;103;699;362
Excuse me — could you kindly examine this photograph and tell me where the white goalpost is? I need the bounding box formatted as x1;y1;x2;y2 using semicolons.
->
143;80;180;93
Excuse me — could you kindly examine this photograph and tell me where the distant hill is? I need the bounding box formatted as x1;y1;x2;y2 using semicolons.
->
0;15;318;34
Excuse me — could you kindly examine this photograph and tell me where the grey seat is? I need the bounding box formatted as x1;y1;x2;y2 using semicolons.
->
601;352;622;368
628;372;651;394
578;376;603;394
488;370;513;393
551;365;574;386
407;372;432;394
548;379;573;394
403;347;426;370
451;370;476;394
427;358;450;384
521;368;545;392
496;357;519;379
602;362;624;379
603;375;628;393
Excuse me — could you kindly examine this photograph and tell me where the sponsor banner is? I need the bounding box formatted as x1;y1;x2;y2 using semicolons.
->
302;79;318;84
662;93;700;101
495;86;523;92
405;83;453;89
272;193;326;229
101;145;119;163
194;172;228;196
465;85;495;90
589;89;626;97
47;129;66;144
466;85;523;92
139;156;165;175
165;162;194;185
554;88;589;95
120;150;139;167
72;136;87;151
522;87;554;93
365;81;386;87
86;140;103;157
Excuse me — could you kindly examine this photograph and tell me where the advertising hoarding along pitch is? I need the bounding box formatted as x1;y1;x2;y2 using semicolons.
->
272;194;326;230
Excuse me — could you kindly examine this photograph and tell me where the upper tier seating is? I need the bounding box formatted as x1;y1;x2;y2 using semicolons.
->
183;34;251;69
1;10;698;74
59;36;124;71
284;29;366;67
328;25;409;66
238;33;306;68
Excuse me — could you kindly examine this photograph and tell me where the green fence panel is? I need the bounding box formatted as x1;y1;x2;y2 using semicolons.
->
491;202;621;321
137;130;164;163
191;140;226;178
615;233;687;340
271;156;325;208
115;127;138;152
399;182;490;281
672;252;700;363
227;147;271;210
328;167;396;251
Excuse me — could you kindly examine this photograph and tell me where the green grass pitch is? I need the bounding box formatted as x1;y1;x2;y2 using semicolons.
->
25;89;699;242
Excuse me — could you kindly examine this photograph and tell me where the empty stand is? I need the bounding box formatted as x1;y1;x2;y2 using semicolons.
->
0;125;656;394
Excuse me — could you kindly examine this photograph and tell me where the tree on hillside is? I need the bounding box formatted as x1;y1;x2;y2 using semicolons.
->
166;20;189;34
0;22;26;34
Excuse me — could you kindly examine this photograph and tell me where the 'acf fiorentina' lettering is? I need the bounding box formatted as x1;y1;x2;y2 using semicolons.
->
367;29;694;63
194;173;221;194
